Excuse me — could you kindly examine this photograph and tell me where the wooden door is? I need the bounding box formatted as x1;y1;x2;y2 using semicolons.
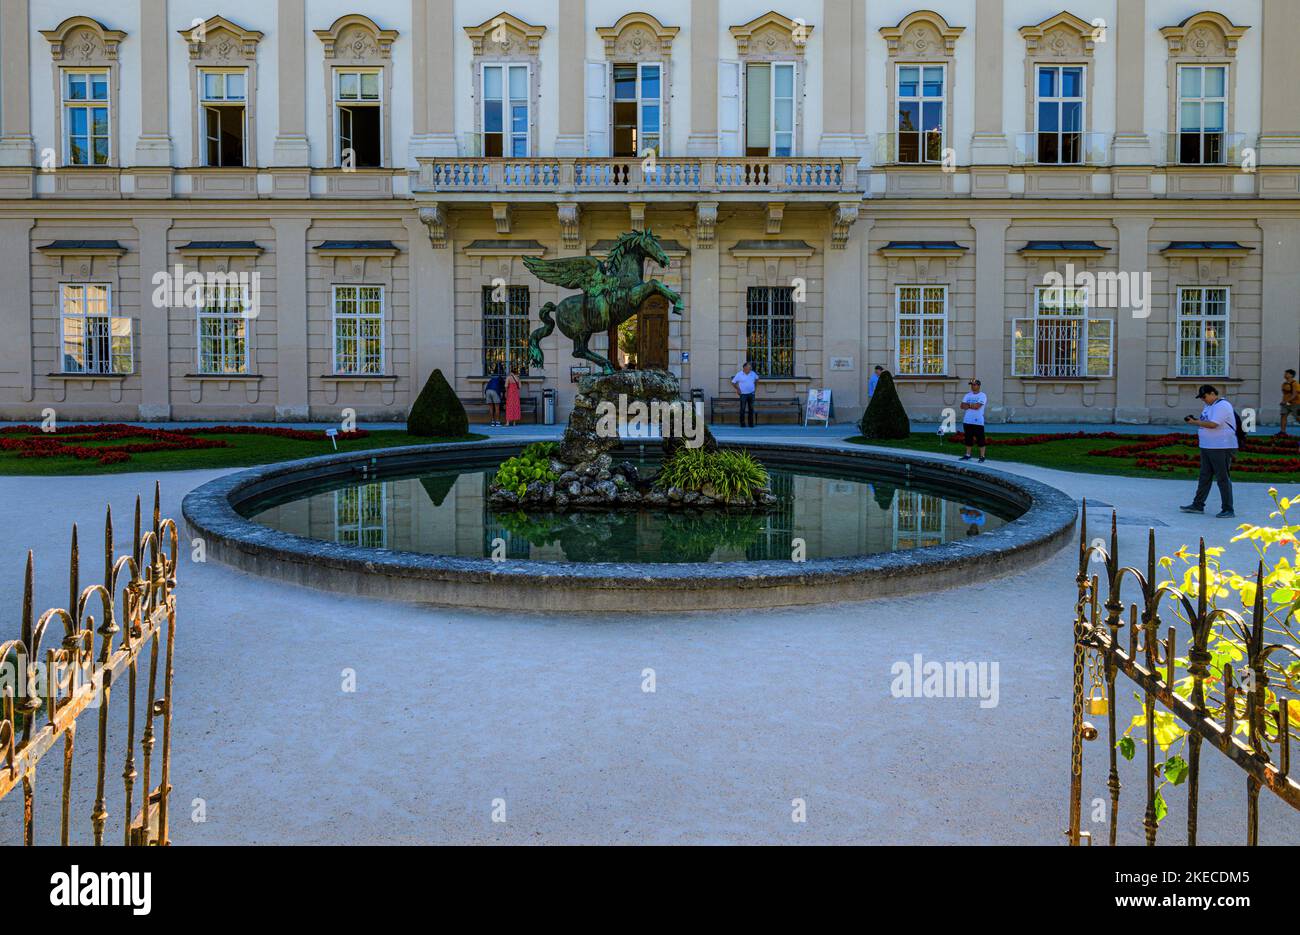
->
637;294;670;371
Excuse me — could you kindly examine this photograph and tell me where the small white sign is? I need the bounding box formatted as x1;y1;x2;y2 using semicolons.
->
804;388;832;427
829;356;854;371
326;427;339;450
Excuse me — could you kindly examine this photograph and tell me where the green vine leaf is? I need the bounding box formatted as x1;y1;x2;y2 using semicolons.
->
1118;736;1136;761
1164;754;1189;786
1153;789;1168;823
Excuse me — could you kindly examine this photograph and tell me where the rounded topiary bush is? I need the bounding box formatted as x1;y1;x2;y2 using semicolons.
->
859;370;911;440
408;368;469;438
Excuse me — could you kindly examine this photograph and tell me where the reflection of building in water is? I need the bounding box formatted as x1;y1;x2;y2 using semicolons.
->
334;483;387;548
892;491;946;550
746;472;794;561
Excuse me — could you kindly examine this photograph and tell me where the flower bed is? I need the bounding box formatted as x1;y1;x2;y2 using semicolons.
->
0;423;371;465
943;430;1300;475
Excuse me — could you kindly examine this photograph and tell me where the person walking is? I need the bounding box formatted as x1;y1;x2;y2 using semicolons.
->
1180;384;1238;519
485;364;505;426
868;365;883;399
959;378;987;462
504;367;522;427
1280;368;1300;436
732;361;759;428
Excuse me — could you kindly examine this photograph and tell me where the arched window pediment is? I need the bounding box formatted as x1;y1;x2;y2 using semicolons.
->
879;10;965;58
314;14;399;61
41;16;126;62
1160;11;1249;58
597;12;679;60
729;11;813;59
178;15;263;61
1019;11;1099;59
464;13;547;57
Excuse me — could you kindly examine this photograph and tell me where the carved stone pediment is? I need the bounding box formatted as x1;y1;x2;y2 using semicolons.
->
880;11;965;58
729;11;812;59
1160;11;1249;58
1019;11;1098;58
178;15;263;61
464;12;547;57
41;16;126;63
314;14;399;61
597;12;679;60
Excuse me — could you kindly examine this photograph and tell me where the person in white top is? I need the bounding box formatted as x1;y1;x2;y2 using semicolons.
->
959;378;988;463
731;361;759;428
1180;384;1238;518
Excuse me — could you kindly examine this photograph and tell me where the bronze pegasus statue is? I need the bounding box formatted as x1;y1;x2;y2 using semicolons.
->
524;228;683;373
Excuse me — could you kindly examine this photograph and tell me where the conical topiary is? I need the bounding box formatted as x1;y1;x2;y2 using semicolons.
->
408;368;469;438
858;370;911;440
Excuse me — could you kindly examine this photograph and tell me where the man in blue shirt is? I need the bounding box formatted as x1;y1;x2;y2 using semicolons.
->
868;365;883;399
1179;384;1238;519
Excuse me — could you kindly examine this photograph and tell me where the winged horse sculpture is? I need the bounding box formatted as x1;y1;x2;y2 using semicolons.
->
523;228;683;374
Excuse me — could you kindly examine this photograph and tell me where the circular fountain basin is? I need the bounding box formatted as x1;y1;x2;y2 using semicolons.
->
182;440;1077;611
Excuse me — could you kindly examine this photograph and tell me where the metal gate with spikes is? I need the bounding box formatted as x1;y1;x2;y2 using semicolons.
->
0;482;177;845
1068;500;1300;845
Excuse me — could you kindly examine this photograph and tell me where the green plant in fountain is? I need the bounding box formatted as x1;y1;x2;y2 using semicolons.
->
493;442;559;497
655;447;769;500
1117;487;1300;824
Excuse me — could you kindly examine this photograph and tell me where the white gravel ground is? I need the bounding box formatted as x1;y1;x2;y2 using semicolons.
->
1;440;1297;845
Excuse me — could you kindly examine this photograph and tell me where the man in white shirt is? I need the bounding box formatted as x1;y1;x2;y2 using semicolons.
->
1180;384;1238;519
959;378;988;463
732;361;759;428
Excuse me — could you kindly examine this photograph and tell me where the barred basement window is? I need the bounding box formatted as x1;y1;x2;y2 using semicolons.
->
334;483;386;548
482;285;530;375
197;282;249;374
895;285;947;375
1012;286;1112;379
333;285;384;375
746;286;795;377
60;284;131;374
1176;287;1229;377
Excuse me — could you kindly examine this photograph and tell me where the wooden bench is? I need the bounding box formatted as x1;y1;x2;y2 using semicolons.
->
710;394;802;425
459;394;540;424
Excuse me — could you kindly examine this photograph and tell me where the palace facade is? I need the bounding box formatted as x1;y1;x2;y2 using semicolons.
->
0;0;1298;425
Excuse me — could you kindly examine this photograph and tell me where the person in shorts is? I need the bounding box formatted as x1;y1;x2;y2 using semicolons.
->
959;378;987;463
1280;368;1300;436
484;365;505;426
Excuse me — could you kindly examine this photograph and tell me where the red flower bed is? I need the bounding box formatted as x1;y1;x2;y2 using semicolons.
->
0;423;371;464
941;430;1300;475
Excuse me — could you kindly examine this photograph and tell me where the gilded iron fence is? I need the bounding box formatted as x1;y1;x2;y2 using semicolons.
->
0;483;177;845
1068;501;1300;845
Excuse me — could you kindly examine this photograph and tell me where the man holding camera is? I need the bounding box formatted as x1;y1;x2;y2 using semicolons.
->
1179;384;1238;519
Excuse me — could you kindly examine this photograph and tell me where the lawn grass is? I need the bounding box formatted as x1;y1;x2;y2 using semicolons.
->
846;431;1300;485
0;429;488;476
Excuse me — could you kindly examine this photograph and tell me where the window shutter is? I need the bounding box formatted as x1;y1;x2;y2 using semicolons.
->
1086;318;1113;377
585;60;609;156
1012;318;1035;377
718;60;742;156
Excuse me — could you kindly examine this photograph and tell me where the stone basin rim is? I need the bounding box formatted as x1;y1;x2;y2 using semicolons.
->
181;439;1079;609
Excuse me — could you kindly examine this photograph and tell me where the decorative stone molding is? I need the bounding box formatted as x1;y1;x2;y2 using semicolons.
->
729;11;812;59
1160;11;1249;58
179;15;263;60
419;204;447;248
597;12;679;59
1018;11;1098;58
627;202;647;230
557;202;581;250
879;10;965;56
314;14;398;60
830;202;860;249
695;202;718;248
464;12;546;56
491;202;513;235
41;16;126;61
765;202;785;235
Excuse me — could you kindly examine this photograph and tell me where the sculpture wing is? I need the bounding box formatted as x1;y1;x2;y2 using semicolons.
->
522;255;601;290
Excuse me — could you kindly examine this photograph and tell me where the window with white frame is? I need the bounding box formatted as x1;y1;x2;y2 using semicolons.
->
482;285;530;375
60;284;131;374
62;70;110;166
334;69;382;167
612;62;661;157
333;285;384;375
896;65;944;164
1176;287;1229;377
895;285;947;375
1036;65;1085;164
746;286;795;376
745;62;795;157
1013;286;1113;379
199;69;247;167
1177;65;1227;165
197;282;249;374
481;63;529;157
334;483;386;548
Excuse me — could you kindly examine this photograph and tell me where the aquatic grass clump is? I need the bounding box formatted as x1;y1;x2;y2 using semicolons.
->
655;447;769;501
